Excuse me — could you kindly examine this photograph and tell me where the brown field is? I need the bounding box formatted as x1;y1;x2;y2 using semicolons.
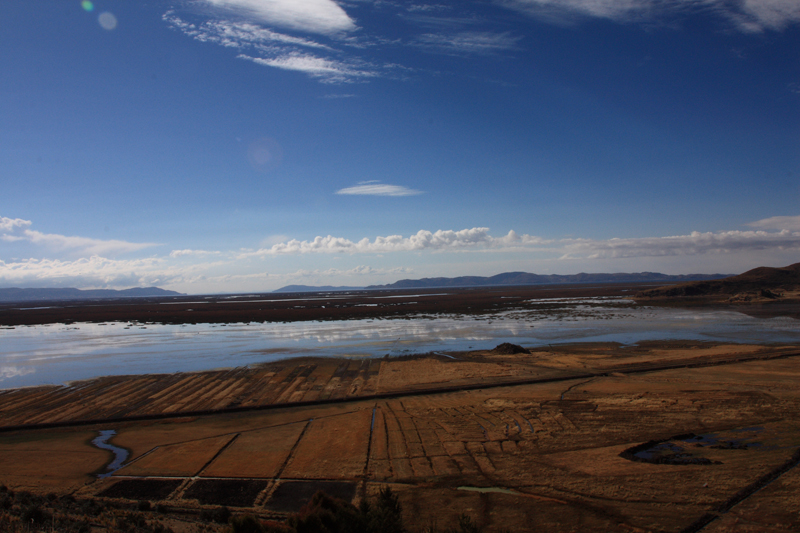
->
281;409;373;480
2;340;800;532
0;428;108;492
202;422;307;478
1;342;793;430
116;434;235;477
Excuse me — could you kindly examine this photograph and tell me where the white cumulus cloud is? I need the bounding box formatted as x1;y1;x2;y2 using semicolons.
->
239;223;800;259
240;228;548;257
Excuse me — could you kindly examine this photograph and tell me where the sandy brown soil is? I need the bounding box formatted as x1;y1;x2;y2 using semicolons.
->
1;342;800;532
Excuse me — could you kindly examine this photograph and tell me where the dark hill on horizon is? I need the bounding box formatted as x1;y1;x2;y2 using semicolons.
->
636;262;800;299
365;271;729;290
273;272;729;293
0;287;183;303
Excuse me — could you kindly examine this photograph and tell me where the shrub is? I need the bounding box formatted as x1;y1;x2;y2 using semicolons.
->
288;491;366;533
201;506;231;524
455;514;481;533
366;487;404;533
21;504;50;527
230;514;265;533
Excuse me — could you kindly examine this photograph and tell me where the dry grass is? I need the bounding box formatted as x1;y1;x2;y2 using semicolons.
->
1;342;800;532
202;422;306;478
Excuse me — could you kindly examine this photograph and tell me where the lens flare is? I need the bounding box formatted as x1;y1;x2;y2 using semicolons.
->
81;1;93;11
247;138;283;173
98;12;117;30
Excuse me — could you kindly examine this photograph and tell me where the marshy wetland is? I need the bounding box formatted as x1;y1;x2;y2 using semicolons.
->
1;285;799;532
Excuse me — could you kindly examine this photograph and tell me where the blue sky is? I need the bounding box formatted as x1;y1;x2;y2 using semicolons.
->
1;0;799;292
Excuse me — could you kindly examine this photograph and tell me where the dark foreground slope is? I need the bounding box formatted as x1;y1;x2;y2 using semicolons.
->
636;262;800;301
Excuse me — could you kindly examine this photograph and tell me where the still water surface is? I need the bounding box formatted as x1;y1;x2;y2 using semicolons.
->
1;298;799;388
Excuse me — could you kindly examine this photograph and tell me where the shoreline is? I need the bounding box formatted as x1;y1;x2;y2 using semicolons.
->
2;340;797;430
0;283;664;327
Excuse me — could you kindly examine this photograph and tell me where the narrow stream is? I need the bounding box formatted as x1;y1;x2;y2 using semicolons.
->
92;430;129;478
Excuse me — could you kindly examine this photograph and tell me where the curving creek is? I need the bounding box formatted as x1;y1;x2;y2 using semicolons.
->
2;297;800;389
92;430;129;478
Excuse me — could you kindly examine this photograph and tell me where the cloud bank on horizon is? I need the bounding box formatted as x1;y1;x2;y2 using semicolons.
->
2;215;800;292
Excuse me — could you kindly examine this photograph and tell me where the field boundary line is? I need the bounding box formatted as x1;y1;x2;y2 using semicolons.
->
679;446;800;533
1;349;798;433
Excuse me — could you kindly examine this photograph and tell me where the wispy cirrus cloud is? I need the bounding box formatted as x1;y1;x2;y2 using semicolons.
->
746;214;800;232
414;31;521;54
285;265;411;278
558;229;800;259
165;9;384;83
500;0;800;32
0;216;155;257
0;254;231;289
202;0;356;35
321;93;357;99
165;0;800;88
163;15;332;52
238;53;377;82
169;249;222;258
336;181;424;196
0;256;170;288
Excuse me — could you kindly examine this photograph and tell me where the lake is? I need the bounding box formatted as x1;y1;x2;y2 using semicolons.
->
2;297;799;389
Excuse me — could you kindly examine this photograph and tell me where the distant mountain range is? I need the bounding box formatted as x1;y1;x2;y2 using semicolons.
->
366;271;730;289
273;271;730;293
0;287;183;303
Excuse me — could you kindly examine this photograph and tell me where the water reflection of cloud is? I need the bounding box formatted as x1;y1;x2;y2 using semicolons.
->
0;366;35;381
2;302;800;388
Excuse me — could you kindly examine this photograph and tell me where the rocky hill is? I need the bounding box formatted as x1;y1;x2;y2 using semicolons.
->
636;263;800;302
